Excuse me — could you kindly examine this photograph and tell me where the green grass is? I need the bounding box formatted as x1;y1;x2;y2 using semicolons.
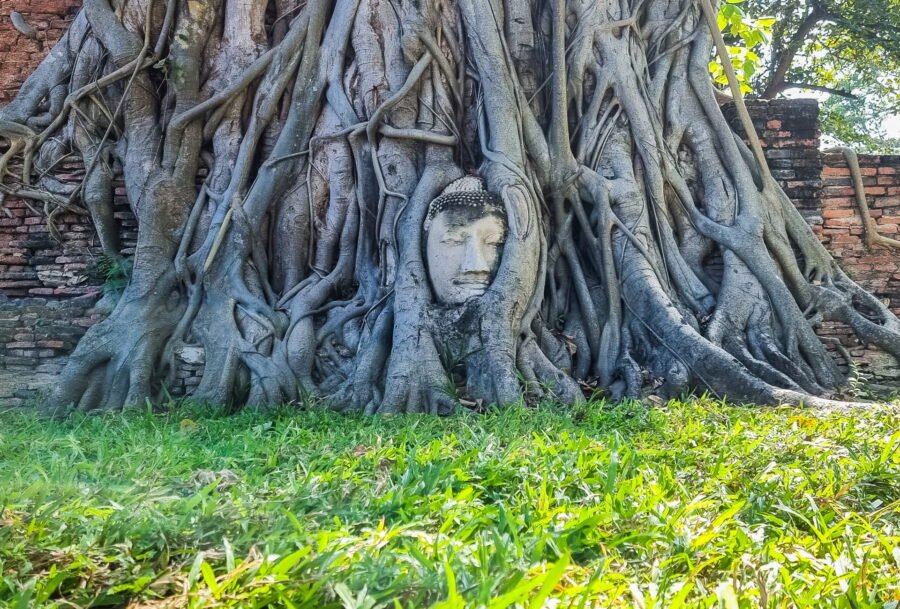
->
0;398;898;608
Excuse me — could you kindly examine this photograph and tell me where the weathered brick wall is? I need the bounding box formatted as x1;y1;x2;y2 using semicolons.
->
0;0;81;104
817;153;900;392
0;295;103;368
725;99;899;392
723;99;823;224
0;0;86;405
0;162;137;296
818;153;900;308
0;159;137;405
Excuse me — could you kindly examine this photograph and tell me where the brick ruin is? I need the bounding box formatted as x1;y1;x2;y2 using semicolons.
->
1;4;898;405
728;100;899;394
816;151;900;392
0;1;82;105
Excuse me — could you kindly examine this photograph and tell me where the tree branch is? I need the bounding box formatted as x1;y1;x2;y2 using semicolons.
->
781;82;858;98
761;8;826;99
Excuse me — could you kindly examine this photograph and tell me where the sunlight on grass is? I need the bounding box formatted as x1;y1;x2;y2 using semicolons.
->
0;397;898;608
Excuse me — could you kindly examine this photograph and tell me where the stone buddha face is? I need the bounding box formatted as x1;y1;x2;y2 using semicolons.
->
424;178;507;305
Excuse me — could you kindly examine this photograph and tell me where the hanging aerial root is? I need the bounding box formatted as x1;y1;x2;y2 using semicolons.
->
838;147;900;250
5;0;899;415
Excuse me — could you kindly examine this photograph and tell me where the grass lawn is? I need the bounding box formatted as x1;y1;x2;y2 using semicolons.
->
0;398;898;608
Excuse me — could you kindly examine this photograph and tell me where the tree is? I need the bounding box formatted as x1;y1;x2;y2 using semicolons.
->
1;0;898;415
719;0;900;150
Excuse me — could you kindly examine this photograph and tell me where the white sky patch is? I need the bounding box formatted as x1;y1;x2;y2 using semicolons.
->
883;114;900;138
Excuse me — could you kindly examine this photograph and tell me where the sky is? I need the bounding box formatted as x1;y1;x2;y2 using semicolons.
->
884;114;900;138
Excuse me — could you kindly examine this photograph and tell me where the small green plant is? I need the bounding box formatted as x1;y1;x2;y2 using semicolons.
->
711;0;775;93
88;254;133;295
846;360;867;397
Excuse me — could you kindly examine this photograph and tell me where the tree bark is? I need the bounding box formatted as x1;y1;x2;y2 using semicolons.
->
1;0;897;414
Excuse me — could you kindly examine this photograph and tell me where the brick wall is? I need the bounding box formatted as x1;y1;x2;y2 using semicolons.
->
0;0;82;104
725;99;900;392
723;99;824;224
0;162;137;296
0;159;137;405
817;153;900;392
818;153;900;309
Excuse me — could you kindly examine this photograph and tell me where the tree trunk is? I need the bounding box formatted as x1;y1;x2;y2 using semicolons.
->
2;0;897;414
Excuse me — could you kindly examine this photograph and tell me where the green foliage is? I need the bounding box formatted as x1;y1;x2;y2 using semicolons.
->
721;0;900;151
820;86;900;153
0;398;898;608
88;254;133;296
711;0;775;94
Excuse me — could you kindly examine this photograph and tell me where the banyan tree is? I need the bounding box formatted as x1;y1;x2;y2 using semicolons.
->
1;0;898;414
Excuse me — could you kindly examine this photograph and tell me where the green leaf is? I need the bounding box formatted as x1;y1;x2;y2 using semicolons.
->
271;548;312;576
529;554;571;609
200;561;219;596
669;583;695;609
717;583;740;609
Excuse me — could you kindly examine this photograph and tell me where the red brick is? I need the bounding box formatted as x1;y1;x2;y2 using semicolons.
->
824;187;857;197
824;217;860;228
823;166;850;176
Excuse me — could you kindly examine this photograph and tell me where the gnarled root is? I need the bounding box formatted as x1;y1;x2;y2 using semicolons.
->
4;0;898;415
46;278;182;415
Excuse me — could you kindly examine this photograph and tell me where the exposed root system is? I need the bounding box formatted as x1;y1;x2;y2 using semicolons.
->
1;0;897;414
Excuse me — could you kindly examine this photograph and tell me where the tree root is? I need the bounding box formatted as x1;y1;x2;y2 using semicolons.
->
46;283;182;415
2;0;897;416
838;147;900;250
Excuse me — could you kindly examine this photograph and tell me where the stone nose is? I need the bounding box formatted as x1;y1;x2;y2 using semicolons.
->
460;237;491;275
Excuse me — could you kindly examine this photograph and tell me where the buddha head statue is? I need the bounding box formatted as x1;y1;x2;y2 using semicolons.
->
424;177;507;305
